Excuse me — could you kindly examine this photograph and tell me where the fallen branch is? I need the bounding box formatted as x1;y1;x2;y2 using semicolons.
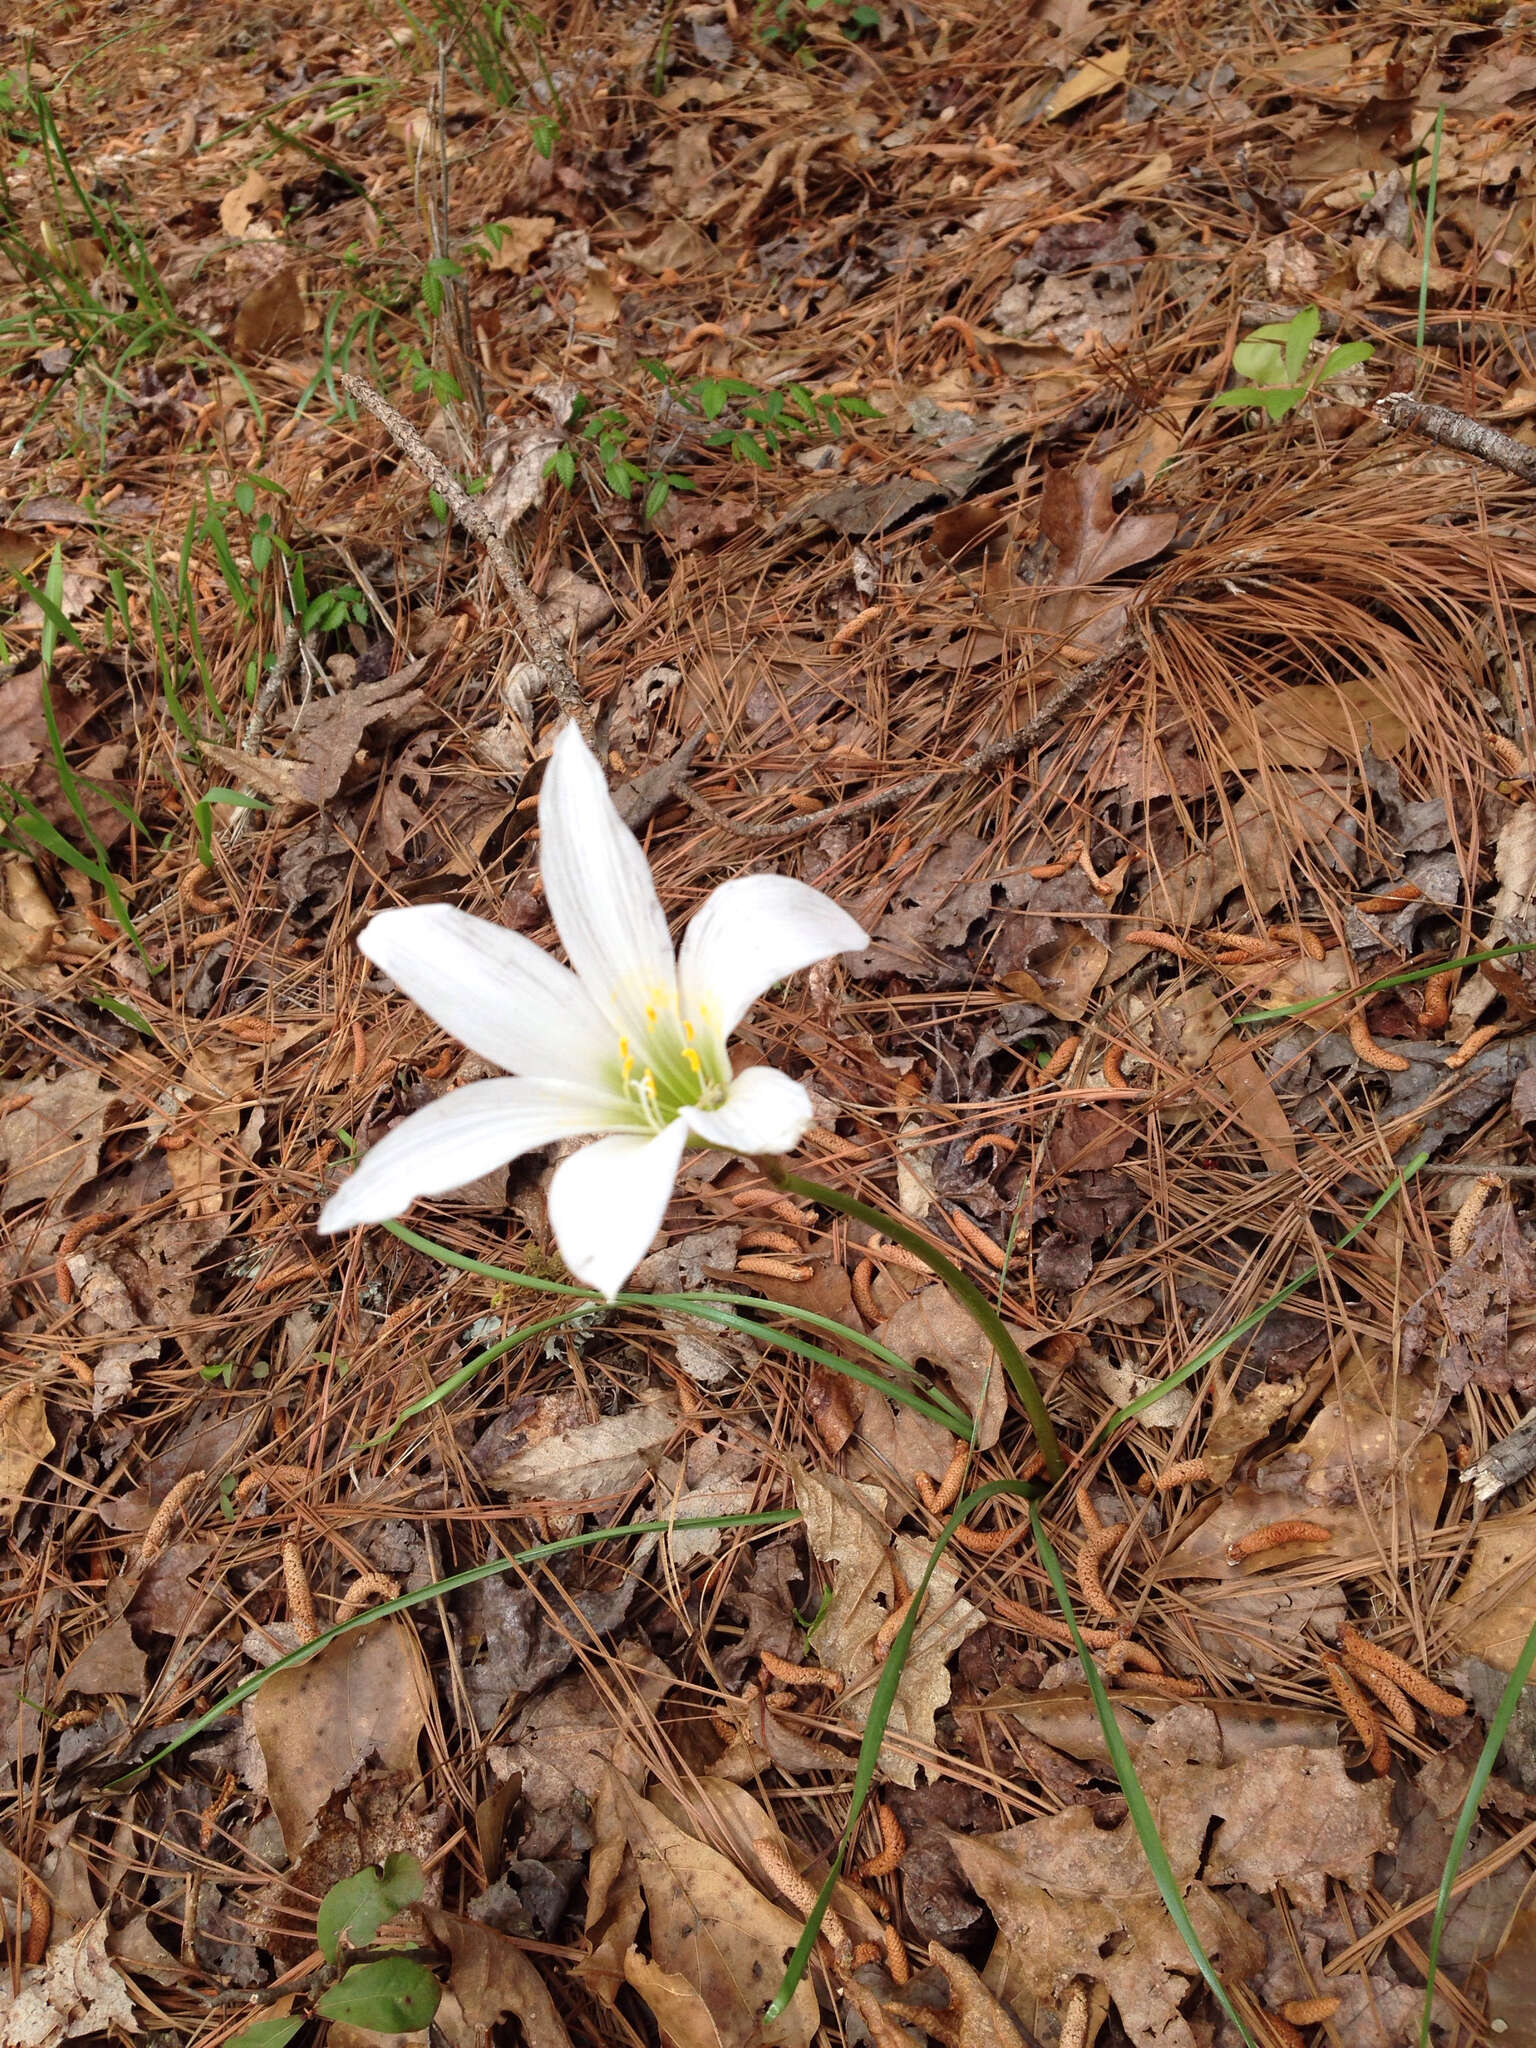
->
339;370;588;734
681;639;1131;840
1374;393;1536;487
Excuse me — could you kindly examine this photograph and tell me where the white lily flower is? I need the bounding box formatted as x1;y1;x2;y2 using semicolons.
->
318;722;867;1296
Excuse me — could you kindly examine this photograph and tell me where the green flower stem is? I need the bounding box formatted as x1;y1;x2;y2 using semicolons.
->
765;1166;1066;1480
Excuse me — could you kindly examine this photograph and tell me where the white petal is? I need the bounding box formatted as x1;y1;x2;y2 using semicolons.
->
318;1078;627;1233
358;905;616;1085
682;1064;814;1157
677;874;868;1041
540;722;678;1040
546;1121;689;1299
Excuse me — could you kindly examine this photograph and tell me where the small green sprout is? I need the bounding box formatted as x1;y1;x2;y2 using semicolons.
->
1211;305;1374;424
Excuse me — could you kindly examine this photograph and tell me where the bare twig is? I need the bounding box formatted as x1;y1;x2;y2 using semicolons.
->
680;641;1131;840
339;370;588;734
1375;393;1536;487
1460;1407;1536;1502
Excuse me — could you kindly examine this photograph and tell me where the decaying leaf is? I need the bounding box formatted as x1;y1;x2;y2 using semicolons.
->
612;1778;819;2048
954;1706;1393;2048
0;1386;52;1518
491;1646;675;1844
1443;1512;1536;1673
201;663;434;811
1164;1395;1446;1578
794;1465;985;1786
252;1769;446;1970
0;1073;115;1211
420;1906;572;2048
0;1915;138;2048
251;1618;432;1855
1201;1377;1302;1483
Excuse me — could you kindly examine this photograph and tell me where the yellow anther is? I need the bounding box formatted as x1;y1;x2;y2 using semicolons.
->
684;1019;695;1042
685;1047;702;1075
646;1004;658;1026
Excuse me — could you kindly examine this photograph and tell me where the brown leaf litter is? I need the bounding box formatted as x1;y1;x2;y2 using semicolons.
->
9;1;1536;2043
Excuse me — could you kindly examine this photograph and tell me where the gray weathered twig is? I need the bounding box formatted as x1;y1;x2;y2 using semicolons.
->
680;640;1132;840
1375;393;1536;487
1461;1407;1536;1503
339;370;589;735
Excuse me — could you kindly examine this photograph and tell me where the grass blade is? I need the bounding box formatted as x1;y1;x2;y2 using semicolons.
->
1420;1618;1536;2046
1030;1503;1260;2048
776;1169;1064;1477
1236;941;1536;1026
1091;1152;1426;1440
383;1220;974;1435
767;1477;1040;2019
1416;106;1445;357
119;1508;799;1784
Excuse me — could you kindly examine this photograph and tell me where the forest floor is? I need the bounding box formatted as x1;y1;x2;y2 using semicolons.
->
6;2;1536;2046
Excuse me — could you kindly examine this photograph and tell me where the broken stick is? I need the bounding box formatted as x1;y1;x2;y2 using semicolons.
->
1375;393;1536;488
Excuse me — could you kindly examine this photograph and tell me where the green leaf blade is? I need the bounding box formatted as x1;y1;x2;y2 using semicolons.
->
315;1958;441;2032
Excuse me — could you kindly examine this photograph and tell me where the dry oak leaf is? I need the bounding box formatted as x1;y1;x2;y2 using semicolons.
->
794;1464;985;1787
1130;777;1345;937
1443;1513;1536;1675
1221;677;1410;772
0;1388;52;1516
991;1687;1339;1766
59;1613;147;1699
1163;1395;1446;1579
1;1914;138;2048
478;1394;679;1503
253;1768;445;1969
958;1826;1260;2048
201;661;434;811
1041;44;1131;119
0;857;59;974
0;1072;115;1211
1041;458;1177;589
954;1707;1392;2048
611;1777;819;2048
218;165;274;238
873;1283;1011;1451
419;1906;572;2048
1452;802;1536;1036
888;1941;1032;2048
480;214;557;274
492;1644;676;1835
251;1617;431;1856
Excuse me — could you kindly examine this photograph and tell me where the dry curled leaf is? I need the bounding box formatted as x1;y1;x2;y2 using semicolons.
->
611;1778;819;2048
477;1395;679;1503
